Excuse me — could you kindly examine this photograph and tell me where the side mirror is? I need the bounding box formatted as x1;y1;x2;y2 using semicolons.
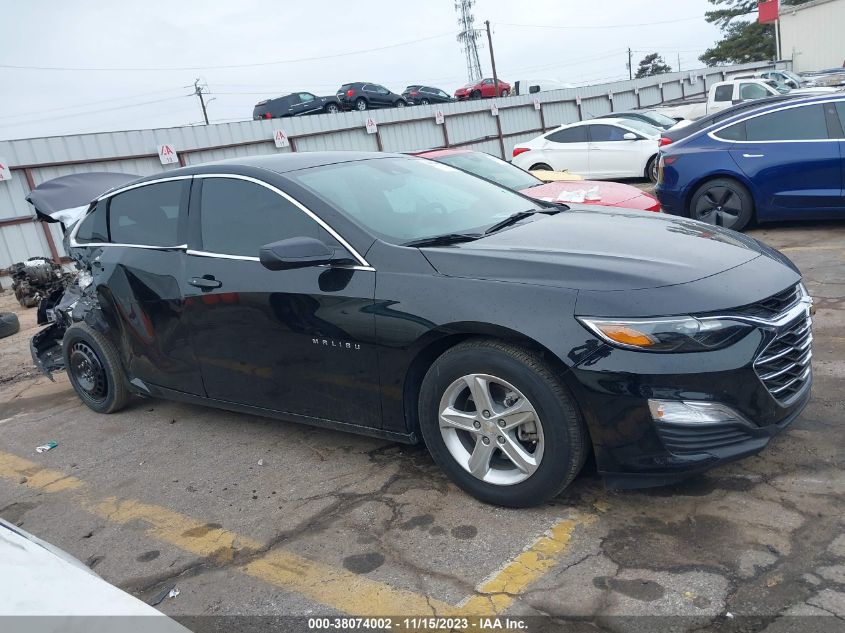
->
623;132;638;141
259;237;336;270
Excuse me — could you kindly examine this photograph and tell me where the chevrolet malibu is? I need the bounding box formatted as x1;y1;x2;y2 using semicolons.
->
33;152;812;507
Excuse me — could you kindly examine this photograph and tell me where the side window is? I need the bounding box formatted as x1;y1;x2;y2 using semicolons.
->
713;85;734;102
108;181;183;246
546;126;587;143
482;79;493;85
376;85;389;95
833;103;845;137
746;105;829;141
74;201;109;243
199;178;320;257
298;93;315;103
588;125;628;142
739;83;769;100
437;90;449;98
362;84;375;93
529;85;541;94
716;121;747;141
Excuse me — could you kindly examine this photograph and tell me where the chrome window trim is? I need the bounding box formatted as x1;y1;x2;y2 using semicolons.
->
708;97;842;144
186;249;375;272
194;173;371;268
96;175;193;201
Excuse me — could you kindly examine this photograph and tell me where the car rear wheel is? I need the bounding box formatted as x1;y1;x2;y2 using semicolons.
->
324;103;339;114
63;322;129;414
421;98;430;105
529;163;552;171
395;100;406;108
419;339;588;507
646;155;659;183
690;178;754;232
355;98;368;111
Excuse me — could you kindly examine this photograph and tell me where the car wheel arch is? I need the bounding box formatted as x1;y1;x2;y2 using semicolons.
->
400;325;588;442
683;172;759;221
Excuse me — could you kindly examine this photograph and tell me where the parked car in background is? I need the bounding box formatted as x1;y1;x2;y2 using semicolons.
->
800;68;845;87
652;78;838;121
656;95;845;232
402;85;454;105
454;78;510;100
336;83;406;111
512;118;662;182
253;92;341;119
659;94;802;146
34;151;810;507
413;148;660;211
594;109;679;130
513;78;573;95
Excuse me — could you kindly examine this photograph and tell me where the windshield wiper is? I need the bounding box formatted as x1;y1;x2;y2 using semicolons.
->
403;232;482;247
484;208;561;235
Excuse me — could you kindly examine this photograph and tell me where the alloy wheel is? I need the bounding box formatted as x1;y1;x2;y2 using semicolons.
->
69;341;108;402
326;104;339;114
694;185;743;228
438;373;544;485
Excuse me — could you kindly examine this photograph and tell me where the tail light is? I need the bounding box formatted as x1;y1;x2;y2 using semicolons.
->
512;147;530;158
659;137;672;147
263;112;271;119
410;90;418;96
346;89;354;97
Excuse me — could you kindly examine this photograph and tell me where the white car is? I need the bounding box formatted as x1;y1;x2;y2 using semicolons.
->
511;118;661;182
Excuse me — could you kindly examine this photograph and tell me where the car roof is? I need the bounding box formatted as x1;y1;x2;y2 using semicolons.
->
411;148;472;158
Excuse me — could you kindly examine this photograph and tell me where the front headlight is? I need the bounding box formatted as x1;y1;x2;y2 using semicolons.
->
578;315;753;352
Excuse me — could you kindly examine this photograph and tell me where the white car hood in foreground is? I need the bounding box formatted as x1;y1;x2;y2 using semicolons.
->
0;519;188;632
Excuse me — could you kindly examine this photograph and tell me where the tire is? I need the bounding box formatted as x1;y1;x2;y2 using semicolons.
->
355;98;368;111
0;312;20;339
62;322;129;414
645;155;659;183
421;98;430;105
324;103;339;114
395;100;406;108
689;177;754;232
530;163;553;171
470;90;482;100
501;89;509;97
418;339;588;507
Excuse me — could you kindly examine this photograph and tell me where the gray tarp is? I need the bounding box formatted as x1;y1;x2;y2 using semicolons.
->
26;172;140;226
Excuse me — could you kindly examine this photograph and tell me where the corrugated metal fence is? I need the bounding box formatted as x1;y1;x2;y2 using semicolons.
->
0;60;778;278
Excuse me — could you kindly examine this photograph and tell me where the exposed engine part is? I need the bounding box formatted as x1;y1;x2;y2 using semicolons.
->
10;257;73;309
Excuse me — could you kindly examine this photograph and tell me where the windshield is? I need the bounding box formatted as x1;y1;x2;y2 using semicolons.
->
433;152;541;191
288;157;542;244
642;110;677;127
781;70;803;85
620;118;661;137
765;80;791;94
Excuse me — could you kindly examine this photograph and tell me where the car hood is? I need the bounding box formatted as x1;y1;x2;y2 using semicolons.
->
520;181;650;206
421;207;766;291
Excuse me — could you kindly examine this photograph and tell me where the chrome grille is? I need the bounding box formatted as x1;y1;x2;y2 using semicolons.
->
733;284;801;319
754;311;813;404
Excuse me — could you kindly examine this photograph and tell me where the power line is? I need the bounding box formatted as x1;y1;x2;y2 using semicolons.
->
0;33;453;72
0;87;188;120
0;95;192;128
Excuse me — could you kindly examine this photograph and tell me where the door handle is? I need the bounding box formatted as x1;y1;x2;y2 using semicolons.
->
189;276;222;290
742;153;764;158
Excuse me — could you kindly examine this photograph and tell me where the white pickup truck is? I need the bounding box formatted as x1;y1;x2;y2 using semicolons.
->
653;78;838;121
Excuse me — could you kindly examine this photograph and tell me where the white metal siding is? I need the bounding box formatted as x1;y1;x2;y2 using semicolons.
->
780;0;845;72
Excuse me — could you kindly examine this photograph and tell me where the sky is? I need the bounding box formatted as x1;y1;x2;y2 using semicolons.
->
0;0;724;140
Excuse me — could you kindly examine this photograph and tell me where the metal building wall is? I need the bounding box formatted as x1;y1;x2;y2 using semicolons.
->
780;0;845;72
0;60;777;280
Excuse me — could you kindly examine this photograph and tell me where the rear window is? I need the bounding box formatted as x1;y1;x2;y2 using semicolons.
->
107;181;183;247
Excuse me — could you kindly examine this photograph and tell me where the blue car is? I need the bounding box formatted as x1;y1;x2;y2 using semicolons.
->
656;94;845;231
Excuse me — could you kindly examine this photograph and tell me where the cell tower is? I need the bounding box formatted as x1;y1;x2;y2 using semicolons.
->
455;0;483;82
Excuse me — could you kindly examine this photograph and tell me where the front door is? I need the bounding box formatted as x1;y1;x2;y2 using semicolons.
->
184;175;381;427
586;124;644;179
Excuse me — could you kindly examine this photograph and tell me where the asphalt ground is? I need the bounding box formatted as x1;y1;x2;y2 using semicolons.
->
1;219;844;633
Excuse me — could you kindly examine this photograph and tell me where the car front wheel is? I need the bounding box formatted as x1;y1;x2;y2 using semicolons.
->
63;322;129;414
395;100;406;108
689;177;754;231
325;103;339;114
419;339;588;507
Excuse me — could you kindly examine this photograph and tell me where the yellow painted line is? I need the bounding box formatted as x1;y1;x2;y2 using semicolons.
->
0;450;592;616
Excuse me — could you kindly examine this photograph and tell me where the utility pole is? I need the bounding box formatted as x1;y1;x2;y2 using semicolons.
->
193;78;209;125
627;47;633;80
677;53;682;72
485;20;500;96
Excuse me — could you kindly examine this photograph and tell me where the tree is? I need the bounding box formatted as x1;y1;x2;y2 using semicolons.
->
635;53;672;78
699;0;812;66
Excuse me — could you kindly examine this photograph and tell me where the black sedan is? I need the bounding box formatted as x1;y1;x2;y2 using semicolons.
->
401;85;454;106
253;92;341;119
33;152;812;507
336;82;406;111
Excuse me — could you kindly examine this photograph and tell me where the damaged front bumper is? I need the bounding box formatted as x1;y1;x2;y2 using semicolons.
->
31;324;65;381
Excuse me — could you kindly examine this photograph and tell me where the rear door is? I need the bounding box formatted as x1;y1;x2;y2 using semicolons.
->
725;102;842;218
91;178;205;395
586;124;644;178
184;175;381;426
540;126;590;174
